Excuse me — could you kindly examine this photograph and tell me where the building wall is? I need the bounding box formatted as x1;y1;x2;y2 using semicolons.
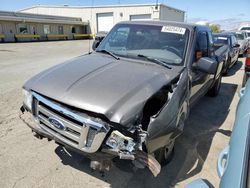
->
0;21;16;42
21;5;184;34
0;20;85;42
160;5;185;22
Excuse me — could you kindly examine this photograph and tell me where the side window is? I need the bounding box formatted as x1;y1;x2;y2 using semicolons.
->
207;31;213;47
231;36;237;46
196;31;209;58
17;23;28;34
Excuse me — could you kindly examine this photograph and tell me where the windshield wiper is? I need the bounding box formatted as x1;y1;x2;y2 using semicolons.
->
96;49;120;60
137;54;172;69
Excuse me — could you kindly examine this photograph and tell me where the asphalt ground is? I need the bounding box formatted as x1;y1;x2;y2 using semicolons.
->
0;40;246;188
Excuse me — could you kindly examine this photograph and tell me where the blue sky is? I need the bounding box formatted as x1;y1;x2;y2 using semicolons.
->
1;0;250;29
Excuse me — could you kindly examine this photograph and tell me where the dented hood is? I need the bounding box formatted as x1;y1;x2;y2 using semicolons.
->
24;53;183;125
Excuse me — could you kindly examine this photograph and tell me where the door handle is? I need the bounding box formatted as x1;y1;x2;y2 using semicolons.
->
217;146;229;178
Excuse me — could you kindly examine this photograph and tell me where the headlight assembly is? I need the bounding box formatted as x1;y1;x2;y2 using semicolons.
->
106;130;135;152
22;89;32;111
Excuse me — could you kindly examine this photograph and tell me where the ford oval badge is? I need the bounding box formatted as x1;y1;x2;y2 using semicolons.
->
48;117;65;130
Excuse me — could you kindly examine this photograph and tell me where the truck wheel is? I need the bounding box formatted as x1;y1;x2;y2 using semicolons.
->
207;75;222;97
242;74;246;87
154;140;175;165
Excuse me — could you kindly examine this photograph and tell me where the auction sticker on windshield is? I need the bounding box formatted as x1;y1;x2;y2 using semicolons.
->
161;26;186;35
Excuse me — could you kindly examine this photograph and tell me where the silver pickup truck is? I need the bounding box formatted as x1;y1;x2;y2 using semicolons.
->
20;21;227;176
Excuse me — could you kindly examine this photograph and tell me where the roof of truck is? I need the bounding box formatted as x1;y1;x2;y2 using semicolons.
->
117;21;210;31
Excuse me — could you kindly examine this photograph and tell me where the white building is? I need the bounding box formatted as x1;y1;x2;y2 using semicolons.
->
20;4;185;34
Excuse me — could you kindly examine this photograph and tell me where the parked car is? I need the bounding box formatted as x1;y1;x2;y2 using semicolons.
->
239;26;250;47
20;21;227;176
213;33;240;74
234;31;249;55
239;25;250;31
218;79;250;187
246;32;250;49
186;79;250;188
243;49;250;86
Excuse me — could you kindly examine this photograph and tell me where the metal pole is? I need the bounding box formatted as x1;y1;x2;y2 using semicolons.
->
155;0;158;10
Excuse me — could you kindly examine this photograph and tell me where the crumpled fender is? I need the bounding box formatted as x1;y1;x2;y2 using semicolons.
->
146;70;190;153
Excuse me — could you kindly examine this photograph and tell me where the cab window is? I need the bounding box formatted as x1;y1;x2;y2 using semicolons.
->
231;36;237;46
195;31;209;61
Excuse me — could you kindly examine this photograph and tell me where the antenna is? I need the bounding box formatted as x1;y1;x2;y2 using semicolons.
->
155;0;158;10
88;0;94;54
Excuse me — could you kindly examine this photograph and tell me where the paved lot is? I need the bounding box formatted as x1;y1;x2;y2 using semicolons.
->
0;40;246;188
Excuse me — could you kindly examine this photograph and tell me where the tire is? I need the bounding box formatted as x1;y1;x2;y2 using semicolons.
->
242;73;246;87
154;140;175;166
207;75;222;97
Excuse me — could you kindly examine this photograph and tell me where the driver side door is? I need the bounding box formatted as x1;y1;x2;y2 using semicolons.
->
190;31;213;104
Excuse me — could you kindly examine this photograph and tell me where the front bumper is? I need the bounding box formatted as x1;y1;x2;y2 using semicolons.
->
19;108;114;160
20;106;162;177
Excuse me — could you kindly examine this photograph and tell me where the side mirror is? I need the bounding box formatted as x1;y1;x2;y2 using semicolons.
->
233;43;240;48
92;35;107;51
92;40;100;51
196;57;218;74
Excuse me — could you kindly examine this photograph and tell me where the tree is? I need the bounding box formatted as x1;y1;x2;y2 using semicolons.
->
209;24;220;33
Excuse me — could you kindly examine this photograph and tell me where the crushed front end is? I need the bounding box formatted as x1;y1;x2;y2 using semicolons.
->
20;90;161;176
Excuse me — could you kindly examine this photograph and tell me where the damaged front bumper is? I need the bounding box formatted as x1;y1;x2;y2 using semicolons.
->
20;97;161;176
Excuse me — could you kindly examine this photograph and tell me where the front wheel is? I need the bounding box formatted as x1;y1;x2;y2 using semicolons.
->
242;73;247;87
154;140;175;165
207;75;222;97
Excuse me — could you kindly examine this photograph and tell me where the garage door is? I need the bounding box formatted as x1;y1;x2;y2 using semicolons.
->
130;14;152;21
97;13;114;32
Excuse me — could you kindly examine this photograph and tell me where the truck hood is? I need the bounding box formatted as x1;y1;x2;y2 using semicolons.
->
24;53;183;125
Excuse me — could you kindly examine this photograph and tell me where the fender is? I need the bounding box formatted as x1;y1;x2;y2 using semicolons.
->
146;70;190;153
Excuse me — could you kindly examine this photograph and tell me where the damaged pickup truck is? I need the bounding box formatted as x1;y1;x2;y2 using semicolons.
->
20;21;226;176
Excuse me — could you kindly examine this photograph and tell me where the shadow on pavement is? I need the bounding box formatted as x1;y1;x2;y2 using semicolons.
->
225;60;243;77
54;82;238;188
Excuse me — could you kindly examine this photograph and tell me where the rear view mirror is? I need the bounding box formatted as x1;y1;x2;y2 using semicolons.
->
92;34;106;51
196;57;218;74
92;40;100;51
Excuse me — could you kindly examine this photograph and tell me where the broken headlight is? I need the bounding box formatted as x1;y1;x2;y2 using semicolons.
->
22;89;32;111
106;130;135;152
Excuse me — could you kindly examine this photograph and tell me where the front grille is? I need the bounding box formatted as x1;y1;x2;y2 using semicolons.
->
32;92;110;153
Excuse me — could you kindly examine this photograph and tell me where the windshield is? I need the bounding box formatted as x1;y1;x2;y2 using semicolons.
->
97;24;189;65
235;33;244;40
213;36;229;45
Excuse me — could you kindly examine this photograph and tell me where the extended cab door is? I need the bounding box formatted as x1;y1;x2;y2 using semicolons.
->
190;30;214;104
230;35;239;63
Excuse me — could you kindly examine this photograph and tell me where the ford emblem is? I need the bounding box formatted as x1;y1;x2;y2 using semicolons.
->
48;117;65;130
